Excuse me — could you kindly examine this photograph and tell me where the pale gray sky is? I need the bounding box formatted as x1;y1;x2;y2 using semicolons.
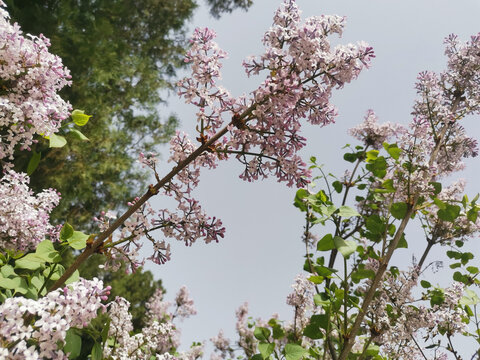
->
147;0;480;356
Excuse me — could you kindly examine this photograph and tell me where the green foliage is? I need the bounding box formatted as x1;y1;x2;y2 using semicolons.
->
8;0;254;231
206;0;253;18
7;0;194;228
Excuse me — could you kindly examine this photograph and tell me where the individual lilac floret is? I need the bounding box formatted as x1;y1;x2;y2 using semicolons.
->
0;2;71;165
349;110;404;149
0;170;60;251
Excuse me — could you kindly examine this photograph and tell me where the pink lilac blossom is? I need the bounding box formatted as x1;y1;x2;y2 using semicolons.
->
210;330;234;360
286;274;315;330
349;109;404;149
234;302;257;357
0;278;109;359
149;132;225;263
0;1;71;165
177;0;374;189
0;170;60;251
174;286;197;319
357;267;467;359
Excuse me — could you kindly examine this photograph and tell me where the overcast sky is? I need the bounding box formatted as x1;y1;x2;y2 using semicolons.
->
147;0;480;355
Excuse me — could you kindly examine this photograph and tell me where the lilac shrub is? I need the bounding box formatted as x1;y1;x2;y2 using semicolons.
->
207;30;480;360
2;0;479;358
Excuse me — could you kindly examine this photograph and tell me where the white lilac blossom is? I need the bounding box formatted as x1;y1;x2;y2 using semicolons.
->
358;268;467;359
0;278;109;359
104;286;198;359
103;296;177;360
0;170;60;251
0;1;71;165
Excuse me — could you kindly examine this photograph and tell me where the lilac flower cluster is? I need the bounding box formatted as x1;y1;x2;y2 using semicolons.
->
0;278;109;359
177;0;374;188
104;286;199;359
359;268;466;359
349;109;404;149
0;170;60;251
0;1;71;164
120;0;373;266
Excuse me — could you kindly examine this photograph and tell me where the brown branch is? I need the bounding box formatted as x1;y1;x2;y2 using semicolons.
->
48;105;258;292
337;94;462;360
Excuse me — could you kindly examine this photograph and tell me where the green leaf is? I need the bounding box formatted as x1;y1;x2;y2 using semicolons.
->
15;253;46;270
71;109;92;126
343;153;357;163
366;215;385;235
0;264;15;278
43;264;65;281
285;344;308;360
460;289;480;306
365;149;379;163
272;324;285;340
383;143;401;160
437;204;461;222
254;327;270;341
48;133;67;148
65;269;80;285
381;179;396;193
303;314;329;340
91;343;103;360
351;268;375;283
35;240;61;263
390;202;408;220
258;343;275;359
64;329;82;358
0;274;17;290
467;266;479;274
0;275;28;294
333;236;357;258
31;274;45;291
307;276;324;284
429;182;442;196
396;234;408;249
430;289;445;306
332;181;342;193
467;208;478;223
317;234;335;251
433;198;447;210
69;128;90;141
314;265;337;277
420;280;431;288
60;223;74;241
294;189;309;212
366;156;387;178
101;318;111;343
68;231;89;250
337;206;360;218
27;151;41;176
251;355;263;360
